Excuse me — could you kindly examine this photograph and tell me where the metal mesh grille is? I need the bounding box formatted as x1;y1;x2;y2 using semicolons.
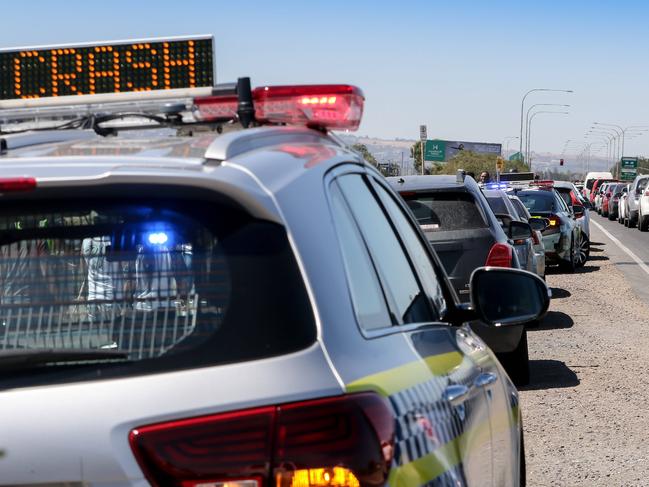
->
0;209;227;361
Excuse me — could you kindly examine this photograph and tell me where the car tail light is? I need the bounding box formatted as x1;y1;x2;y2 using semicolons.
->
644;188;649;197
129;393;394;487
194;85;364;131
0;177;36;192
485;243;513;267
547;215;560;228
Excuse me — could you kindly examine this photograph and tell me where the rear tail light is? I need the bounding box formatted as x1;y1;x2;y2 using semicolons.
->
644;189;649;197
547;215;560;228
129;393;394;487
194;85;364;131
485;243;513;267
0;177;36;192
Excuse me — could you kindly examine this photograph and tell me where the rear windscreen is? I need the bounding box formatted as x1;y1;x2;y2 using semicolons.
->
0;198;315;371
516;191;555;213
485;196;509;216
402;192;487;232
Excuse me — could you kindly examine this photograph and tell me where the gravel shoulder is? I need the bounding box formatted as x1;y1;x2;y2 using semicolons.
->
521;231;649;486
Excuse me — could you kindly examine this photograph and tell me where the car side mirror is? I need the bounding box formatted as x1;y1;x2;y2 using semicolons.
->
508;220;532;243
494;212;512;229
614;192;622;198
623;188;628;194
573;204;585;218
529;218;548;232
470;267;550;326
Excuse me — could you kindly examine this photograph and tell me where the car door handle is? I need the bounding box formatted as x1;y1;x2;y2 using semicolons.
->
443;384;470;406
474;372;498;388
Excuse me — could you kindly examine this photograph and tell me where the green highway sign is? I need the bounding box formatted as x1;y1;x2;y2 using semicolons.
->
509;151;524;162
621;170;636;181
424;140;446;162
620;157;638;181
621;157;638;169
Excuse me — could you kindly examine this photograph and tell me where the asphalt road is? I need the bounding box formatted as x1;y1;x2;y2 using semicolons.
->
588;211;649;303
520;211;649;486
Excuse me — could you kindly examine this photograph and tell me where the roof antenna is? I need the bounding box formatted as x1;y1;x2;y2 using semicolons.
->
237;77;255;129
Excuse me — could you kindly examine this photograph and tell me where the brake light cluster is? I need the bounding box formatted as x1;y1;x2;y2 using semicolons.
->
485;243;513;267
129;393;394;487
194;85;364;131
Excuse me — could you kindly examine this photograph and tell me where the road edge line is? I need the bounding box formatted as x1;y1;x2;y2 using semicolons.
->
591;219;649;277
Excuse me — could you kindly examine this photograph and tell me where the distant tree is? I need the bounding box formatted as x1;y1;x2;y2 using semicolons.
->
351;143;378;167
410;141;432;174
433;151;528;177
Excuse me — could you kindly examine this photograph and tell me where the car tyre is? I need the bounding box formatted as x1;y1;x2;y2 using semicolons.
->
575;233;589;268
499;330;530;386
558;239;576;273
608;210;616;221
639;212;649;232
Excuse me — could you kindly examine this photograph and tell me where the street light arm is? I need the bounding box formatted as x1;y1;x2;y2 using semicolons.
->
519;88;573;159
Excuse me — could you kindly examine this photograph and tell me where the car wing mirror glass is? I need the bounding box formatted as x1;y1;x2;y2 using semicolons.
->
573;204;585;218
528;218;548;232
470;267;550;326
509;220;532;242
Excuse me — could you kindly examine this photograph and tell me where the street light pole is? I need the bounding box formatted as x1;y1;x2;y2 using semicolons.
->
519;88;573;162
526;111;569;172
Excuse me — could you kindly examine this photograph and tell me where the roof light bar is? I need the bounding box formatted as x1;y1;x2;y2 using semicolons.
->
194;84;364;131
0;177;37;192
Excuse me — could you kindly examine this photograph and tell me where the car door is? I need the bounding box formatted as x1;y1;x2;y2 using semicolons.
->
370;176;520;486
329;170;499;486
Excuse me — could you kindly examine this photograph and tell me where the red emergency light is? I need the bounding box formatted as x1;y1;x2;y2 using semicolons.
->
530;180;554;188
193;84;364;131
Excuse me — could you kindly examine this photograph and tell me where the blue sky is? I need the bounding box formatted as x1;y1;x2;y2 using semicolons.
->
2;0;649;157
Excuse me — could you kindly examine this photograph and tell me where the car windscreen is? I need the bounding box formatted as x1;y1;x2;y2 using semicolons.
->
515;191;556;213
0;197;316;373
401;191;488;233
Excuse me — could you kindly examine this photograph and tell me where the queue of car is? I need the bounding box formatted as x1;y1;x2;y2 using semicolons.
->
0;35;555;486
590;173;649;232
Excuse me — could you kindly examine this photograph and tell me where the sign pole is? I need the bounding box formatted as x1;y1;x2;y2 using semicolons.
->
419;125;427;176
421;141;425;175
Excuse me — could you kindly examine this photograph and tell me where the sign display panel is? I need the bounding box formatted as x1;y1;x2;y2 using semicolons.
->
0;36;214;102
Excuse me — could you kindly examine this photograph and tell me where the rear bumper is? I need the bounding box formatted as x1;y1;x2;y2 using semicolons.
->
543;232;570;263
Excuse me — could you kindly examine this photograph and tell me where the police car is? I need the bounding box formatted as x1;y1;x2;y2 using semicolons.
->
0;36;549;486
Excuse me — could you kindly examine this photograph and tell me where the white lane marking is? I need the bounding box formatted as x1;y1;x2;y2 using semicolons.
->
591;219;649;277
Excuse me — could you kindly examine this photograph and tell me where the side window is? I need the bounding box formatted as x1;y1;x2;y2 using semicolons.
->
639;178;648;193
371;180;447;319
329;182;392;330
555;192;569;213
336;174;434;325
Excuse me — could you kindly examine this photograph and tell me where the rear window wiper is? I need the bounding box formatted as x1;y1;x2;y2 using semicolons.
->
0;348;130;370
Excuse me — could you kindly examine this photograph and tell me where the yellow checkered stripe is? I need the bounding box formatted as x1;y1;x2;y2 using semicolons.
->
346;352;517;487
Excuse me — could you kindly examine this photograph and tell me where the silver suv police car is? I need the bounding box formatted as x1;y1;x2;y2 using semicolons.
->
0;36;549;487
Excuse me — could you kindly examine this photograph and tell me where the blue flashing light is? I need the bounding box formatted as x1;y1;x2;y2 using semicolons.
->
486;183;509;190
147;232;169;245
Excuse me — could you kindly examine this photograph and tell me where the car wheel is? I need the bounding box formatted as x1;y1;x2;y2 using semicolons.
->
640;213;649;232
608;211;616;221
559;239;576;273
575;233;589;268
499;330;530;386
